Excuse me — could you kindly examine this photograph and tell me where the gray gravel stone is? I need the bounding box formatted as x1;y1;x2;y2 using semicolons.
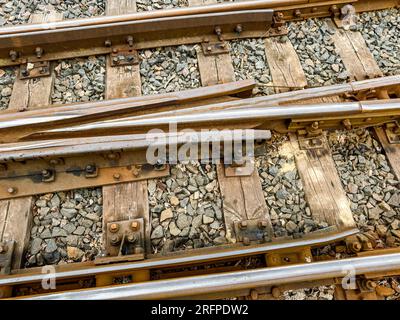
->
52;56;106;104
139;45;201;95
282;285;335;300
256;134;323;238
288;18;348;86
0;1;105;26
149;162;225;254
137;0;188;12
329;129;400;247
0;68;16;110
26;188;103;267
358;9;400;76
230;38;273;96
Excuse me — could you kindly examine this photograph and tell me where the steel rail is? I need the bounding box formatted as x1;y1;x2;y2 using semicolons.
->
22;252;400;300
0;0;301;36
0;228;357;288
38;99;400;134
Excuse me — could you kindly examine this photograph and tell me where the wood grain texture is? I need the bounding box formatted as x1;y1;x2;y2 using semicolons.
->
264;37;307;93
103;181;150;252
289;133;355;229
0;9;62;270
216;165;272;243
194;23;272;243
374;127;400;181
102;0;150;254
106;0;137;15
328;21;382;81
8;11;63;112
196;46;236;86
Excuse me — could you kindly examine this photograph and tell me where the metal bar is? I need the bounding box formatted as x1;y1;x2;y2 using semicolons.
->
36;100;400;135
21;251;400;300
0;228;357;287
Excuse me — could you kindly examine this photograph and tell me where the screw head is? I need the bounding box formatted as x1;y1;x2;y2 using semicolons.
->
240;221;248;229
127;233;136;243
131;221;140;231
258;220;267;229
104;39;112;47
113;173;121;181
7;187;16;194
109;223;120;233
110;234;121;246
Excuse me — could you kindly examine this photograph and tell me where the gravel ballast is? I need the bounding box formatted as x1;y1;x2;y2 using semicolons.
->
288;18;349;87
52;56;106;104
256;135;326;238
26;188;103;267
0;67;15;110
230;38;274;96
136;0;188;12
329;129;400;247
149;162;226;254
139;45;201;95
0;1;105;26
358;8;400;76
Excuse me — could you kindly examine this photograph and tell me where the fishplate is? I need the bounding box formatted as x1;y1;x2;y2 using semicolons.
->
201;41;229;56
266;247;313;267
95;218;145;265
110;48;140;67
234;219;272;244
385;122;400;144
225;158;255;177
19;61;51;80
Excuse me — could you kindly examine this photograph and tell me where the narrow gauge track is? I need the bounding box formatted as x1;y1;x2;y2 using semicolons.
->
1;0;400;300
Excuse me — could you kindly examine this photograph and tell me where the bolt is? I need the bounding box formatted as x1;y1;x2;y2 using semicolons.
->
214;26;222;36
132;166;141;177
275;12;284;19
110;234;121;246
243;237;250;246
250;289;258;300
271;286;281;299
7;187;17;195
42;169;52;179
311;121;319;130
85;164;96;174
240;221;248;229
112;48;118;54
21;66;29;77
126;35;134;47
131;221;140;231
342;119;352;130
113;173;121;181
104;39;112;47
35;47;44;59
9;50;18;62
258;220;267;229
49;159;60;166
113;56;119;64
126;233;137;243
234;24;243;34
349;241;362;253
109;223;120;233
207;46;212;52
294;9;302;18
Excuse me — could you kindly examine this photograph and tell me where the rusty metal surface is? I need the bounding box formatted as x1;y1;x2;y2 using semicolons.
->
0;164;170;200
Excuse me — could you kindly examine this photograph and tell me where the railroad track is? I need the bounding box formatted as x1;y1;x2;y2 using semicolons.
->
0;0;400;300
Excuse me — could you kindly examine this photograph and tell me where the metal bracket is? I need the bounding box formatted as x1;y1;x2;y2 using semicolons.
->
234;219;272;244
201;41;229;56
385;122;400;144
266;12;288;37
110;48;140;67
19;61;51;80
298;135;327;150
0;240;15;275
225;158;255;177
266;247;313;267
104;218;145;259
